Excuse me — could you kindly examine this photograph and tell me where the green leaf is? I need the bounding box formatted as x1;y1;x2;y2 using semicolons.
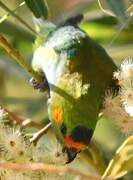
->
25;0;48;19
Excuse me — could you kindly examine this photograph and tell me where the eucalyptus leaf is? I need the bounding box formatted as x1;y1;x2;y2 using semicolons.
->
25;0;48;19
102;135;133;179
123;158;133;173
0;20;35;41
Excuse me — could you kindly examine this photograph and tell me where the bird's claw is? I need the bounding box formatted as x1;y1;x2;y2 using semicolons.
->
30;72;49;93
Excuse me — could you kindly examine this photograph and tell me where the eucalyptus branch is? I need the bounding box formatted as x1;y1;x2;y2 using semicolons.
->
0;162;101;180
0;106;43;129
30;122;52;144
0;35;43;83
0;1;37;35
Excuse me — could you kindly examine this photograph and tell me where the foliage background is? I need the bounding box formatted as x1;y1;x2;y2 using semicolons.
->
0;0;133;179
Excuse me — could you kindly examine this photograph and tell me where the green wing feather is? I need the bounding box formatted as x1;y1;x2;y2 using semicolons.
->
32;24;117;147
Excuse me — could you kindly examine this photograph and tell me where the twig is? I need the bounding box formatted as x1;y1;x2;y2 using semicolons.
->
0;162;101;180
30;122;52;144
0;106;43;129
108;14;132;47
0;1;37;35
22;119;43;129
0;35;43;83
97;0;116;17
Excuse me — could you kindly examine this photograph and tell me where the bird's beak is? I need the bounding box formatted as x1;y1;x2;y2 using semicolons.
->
63;147;78;163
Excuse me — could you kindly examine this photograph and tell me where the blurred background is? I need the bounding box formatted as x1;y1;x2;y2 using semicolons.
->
0;0;133;179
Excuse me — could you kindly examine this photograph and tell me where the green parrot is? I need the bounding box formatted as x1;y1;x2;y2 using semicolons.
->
31;15;118;163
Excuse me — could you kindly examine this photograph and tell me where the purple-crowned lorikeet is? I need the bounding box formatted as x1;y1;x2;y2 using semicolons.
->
31;15;118;163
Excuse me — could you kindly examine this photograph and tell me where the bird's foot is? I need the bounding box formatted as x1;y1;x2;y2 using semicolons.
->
30;72;49;93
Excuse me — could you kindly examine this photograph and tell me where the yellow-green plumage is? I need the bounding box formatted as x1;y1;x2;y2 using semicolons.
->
32;22;118;162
